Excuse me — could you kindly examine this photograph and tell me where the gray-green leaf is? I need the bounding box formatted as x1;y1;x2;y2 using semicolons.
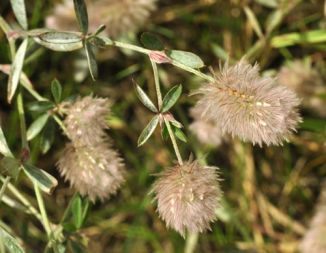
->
73;0;89;34
0;126;13;158
0;157;21;179
23;164;58;194
134;83;158;113
27;114;50;141
51;79;62;104
168;50;204;69
7;39;28;103
0;226;25;253
10;0;28;30
137;115;159;147
33;32;83;52
162;84;182;113
40;119;55;154
140;32;164;51
84;42;98;80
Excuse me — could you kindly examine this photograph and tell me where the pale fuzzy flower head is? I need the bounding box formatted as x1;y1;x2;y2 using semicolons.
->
194;60;301;146
46;0;157;38
300;185;326;253
57;140;126;201
64;96;111;146
152;160;222;236
189;104;223;147
278;60;326;117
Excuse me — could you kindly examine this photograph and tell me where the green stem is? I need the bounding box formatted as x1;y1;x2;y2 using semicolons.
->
110;40;151;54
104;38;215;83
171;60;215;83
17;91;29;151
34;184;51;236
184;232;199;253
34;184;60;253
164;118;183;165
0;176;10;202
0;175;43;223
150;60;163;111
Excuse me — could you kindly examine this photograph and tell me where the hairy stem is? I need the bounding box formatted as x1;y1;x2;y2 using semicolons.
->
164;118;183;165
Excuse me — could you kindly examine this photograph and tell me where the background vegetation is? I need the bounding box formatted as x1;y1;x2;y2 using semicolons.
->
0;0;325;252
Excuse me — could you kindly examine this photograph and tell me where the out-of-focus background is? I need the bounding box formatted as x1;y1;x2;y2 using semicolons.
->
0;0;325;252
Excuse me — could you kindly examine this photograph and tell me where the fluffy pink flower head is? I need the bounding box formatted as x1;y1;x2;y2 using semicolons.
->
57;141;125;201
63;96;110;146
46;0;157;38
194;60;301;146
152;160;222;237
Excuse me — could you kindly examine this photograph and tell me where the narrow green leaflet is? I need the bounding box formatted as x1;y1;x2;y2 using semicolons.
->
0;126;13;158
10;0;28;30
84;42;98;80
134;83;158;113
162;84;182;113
140;32;164;51
51;79;62;103
73;0;89;34
0;226;25;253
174;127;187;143
27;114;50;141
137;115;159;147
27;101;54;113
168;50;204;69
33;32;83;52
93;24;106;36
40;119;55;154
0;157;21;179
23;164;58;194
7;39;28;103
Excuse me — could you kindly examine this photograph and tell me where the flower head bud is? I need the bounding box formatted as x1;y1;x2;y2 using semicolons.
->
300;184;326;253
57;141;125;201
46;0;157;38
63;96;111;146
152;160;222;236
194;60;301;146
278;60;325;117
189;104;223;147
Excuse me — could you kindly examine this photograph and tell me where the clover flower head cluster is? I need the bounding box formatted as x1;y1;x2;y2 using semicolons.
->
46;0;157;38
57;96;126;201
152;159;222;236
193;60;301;146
